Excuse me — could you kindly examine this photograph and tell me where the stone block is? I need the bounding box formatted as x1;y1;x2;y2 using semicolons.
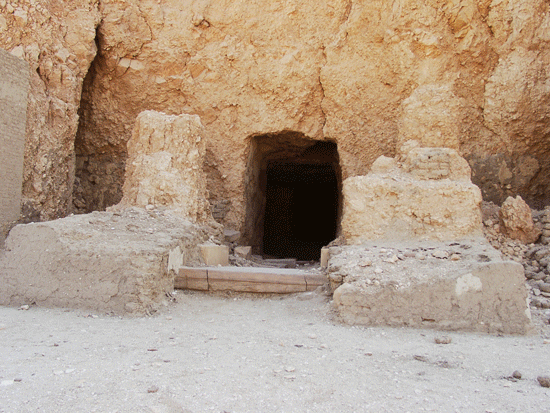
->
331;241;533;335
208;267;305;293
320;247;330;268
234;246;252;259
224;229;241;243
0;209;207;315
342;148;483;244
176;267;208;291
175;266;326;294
200;244;229;266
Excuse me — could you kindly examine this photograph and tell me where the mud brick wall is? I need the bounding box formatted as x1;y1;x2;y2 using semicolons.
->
0;48;29;245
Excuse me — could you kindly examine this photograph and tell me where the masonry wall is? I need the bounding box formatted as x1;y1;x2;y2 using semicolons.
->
0;48;29;245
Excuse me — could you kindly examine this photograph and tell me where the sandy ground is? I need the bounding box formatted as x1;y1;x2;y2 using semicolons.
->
1;290;550;413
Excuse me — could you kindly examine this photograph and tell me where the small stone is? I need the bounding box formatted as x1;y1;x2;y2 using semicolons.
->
374;267;383;274
415;253;426;260
384;254;399;263
360;259;372;267
285;366;295;372
147;385;159;393
539;283;550;293
432;250;449;259
14;378;22;382
434;336;452;345
512;371;522;380
308;334;317;340
450;254;461;261
526;271;545;280
19;305;29;310
234;246;252;259
223;229;241;243
537;376;550;388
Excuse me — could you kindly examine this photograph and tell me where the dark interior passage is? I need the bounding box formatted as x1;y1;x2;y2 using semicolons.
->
243;133;341;261
263;162;339;260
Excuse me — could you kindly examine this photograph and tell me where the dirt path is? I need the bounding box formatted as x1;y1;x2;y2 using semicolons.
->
1;291;550;413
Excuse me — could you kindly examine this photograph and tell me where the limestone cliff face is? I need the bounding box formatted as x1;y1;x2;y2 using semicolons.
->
1;0;549;228
0;0;100;221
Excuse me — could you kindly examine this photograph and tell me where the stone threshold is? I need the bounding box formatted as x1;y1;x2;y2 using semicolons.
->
176;266;326;293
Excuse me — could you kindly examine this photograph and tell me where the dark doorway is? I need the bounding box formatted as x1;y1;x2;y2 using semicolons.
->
243;132;341;261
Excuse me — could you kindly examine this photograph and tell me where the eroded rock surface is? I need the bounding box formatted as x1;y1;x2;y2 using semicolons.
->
1;0;550;226
0;0;100;221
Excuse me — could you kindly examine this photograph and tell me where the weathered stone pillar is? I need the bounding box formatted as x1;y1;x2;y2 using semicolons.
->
0;49;29;246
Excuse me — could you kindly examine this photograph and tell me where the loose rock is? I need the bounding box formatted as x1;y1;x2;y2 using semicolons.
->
434;336;452;345
537;376;550;388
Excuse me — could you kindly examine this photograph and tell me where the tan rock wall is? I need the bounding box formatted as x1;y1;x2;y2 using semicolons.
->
2;0;550;227
0;0;100;221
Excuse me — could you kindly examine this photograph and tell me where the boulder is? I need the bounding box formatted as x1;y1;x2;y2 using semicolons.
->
499;196;541;244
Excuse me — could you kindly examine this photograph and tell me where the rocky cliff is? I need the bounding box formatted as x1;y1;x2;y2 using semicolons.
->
1;0;549;231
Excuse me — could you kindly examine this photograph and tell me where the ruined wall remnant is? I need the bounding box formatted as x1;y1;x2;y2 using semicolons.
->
111;110;213;223
0;49;28;245
341;145;483;243
0;209;210;315
331;243;532;335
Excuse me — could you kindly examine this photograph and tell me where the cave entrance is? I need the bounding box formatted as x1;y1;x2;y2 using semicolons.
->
243;132;341;261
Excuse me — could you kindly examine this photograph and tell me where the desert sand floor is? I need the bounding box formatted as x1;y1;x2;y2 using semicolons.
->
1;291;550;413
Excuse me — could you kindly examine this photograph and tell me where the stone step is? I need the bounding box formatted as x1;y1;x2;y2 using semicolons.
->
176;266;326;294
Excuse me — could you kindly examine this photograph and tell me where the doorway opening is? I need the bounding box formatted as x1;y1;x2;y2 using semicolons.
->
243;132;341;261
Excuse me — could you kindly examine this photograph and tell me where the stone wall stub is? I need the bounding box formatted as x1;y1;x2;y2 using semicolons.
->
111;110;213;223
0;48;29;246
341;145;483;243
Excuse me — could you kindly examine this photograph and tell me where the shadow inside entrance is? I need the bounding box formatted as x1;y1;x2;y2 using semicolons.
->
243;132;341;262
263;161;339;260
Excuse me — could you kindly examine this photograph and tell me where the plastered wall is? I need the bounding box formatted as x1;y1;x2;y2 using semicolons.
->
0;48;29;244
